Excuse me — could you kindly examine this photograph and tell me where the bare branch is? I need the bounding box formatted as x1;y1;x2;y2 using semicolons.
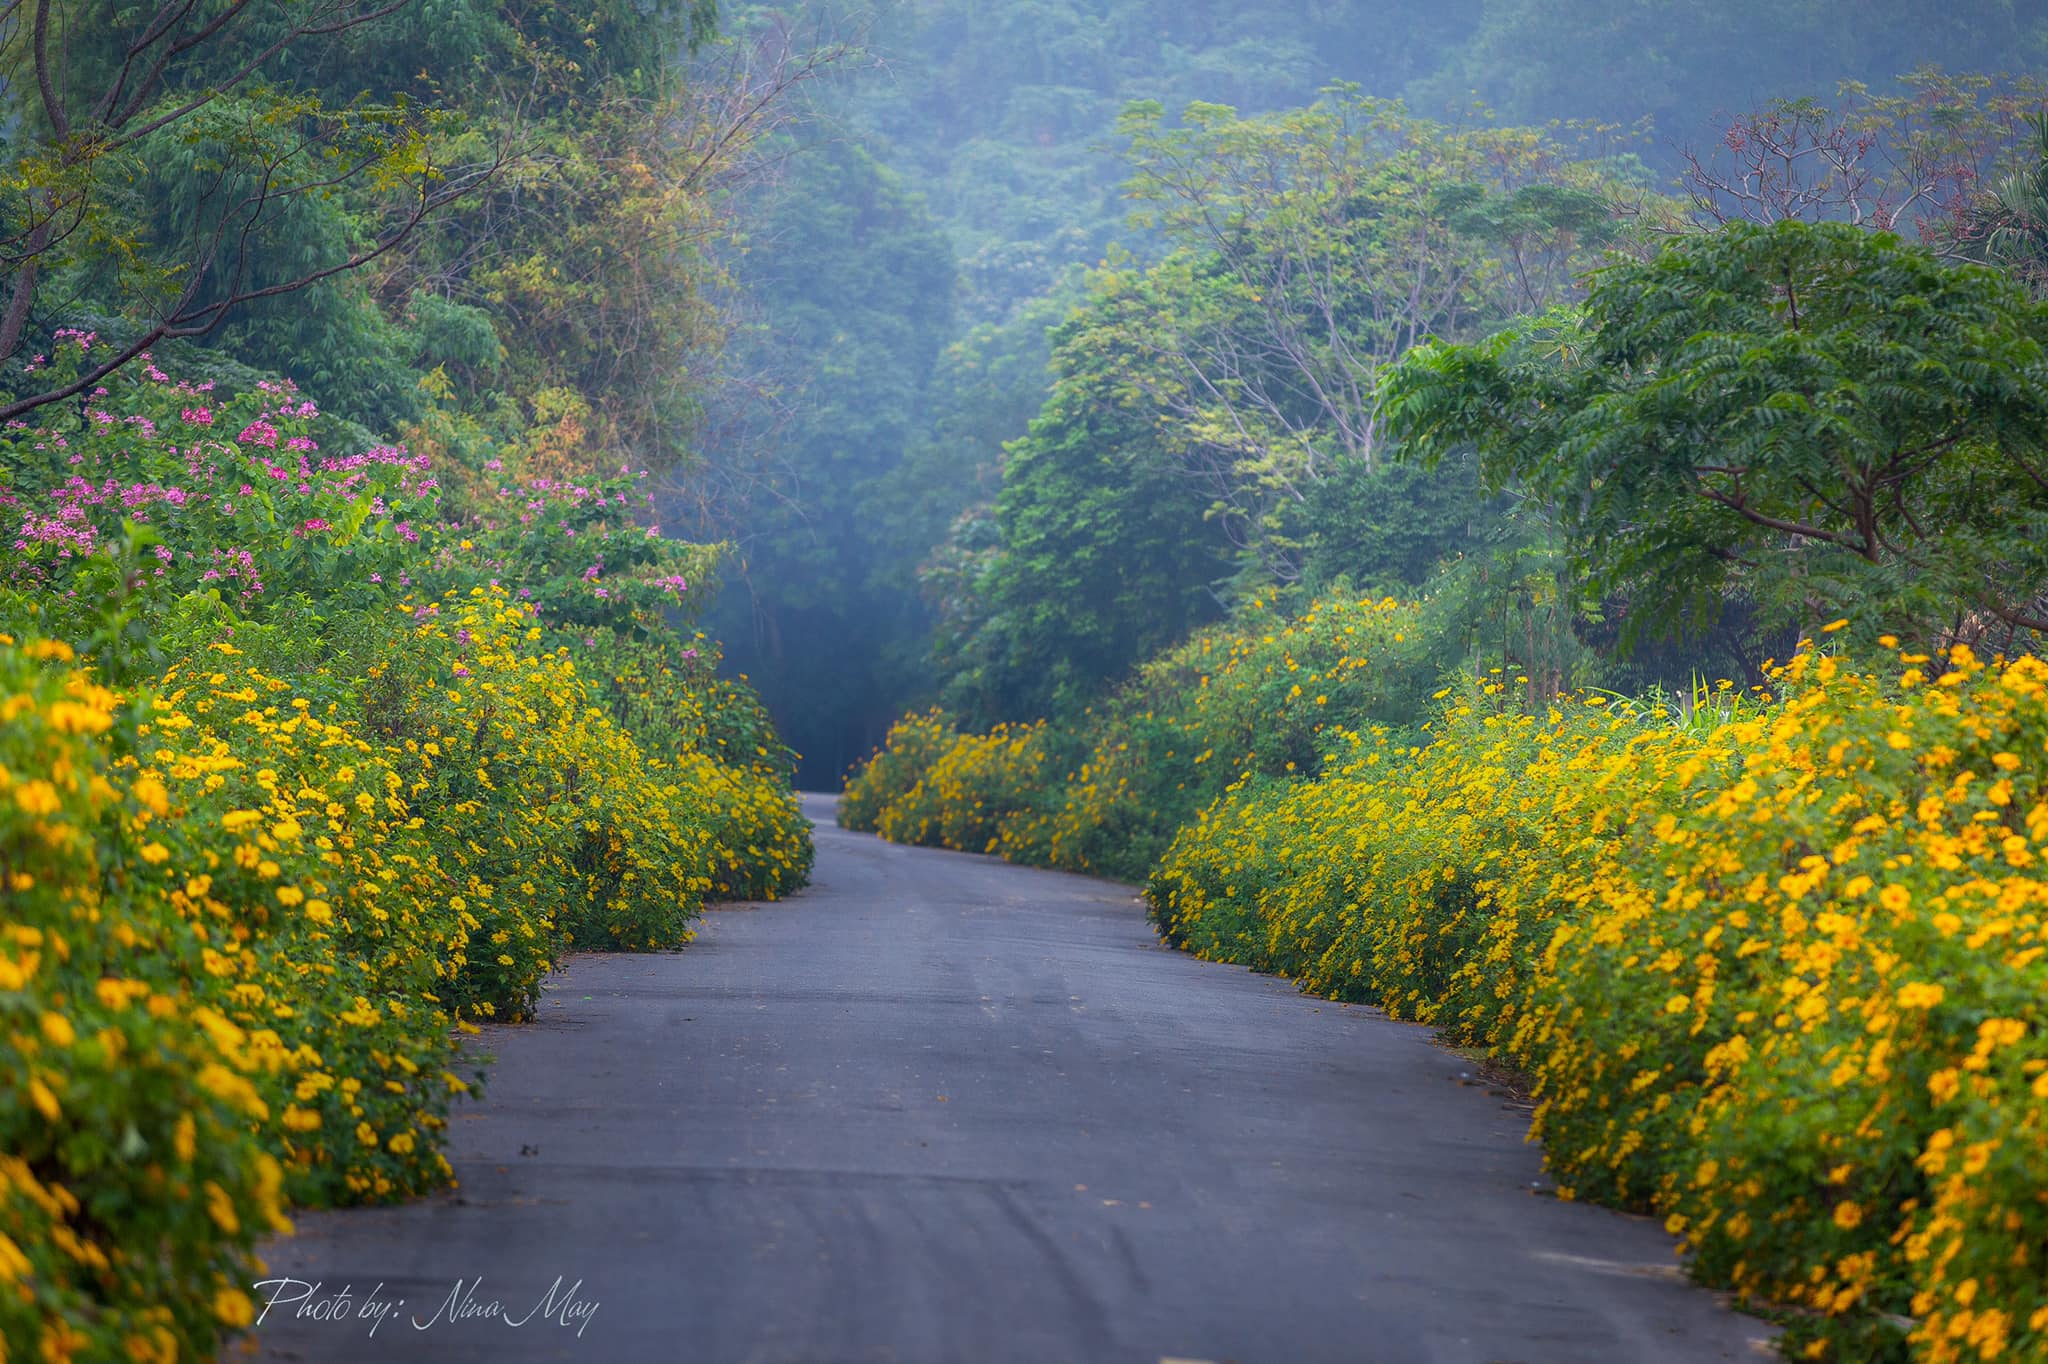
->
32;0;70;137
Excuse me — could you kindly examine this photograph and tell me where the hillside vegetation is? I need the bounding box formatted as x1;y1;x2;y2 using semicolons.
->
689;0;2048;781
0;2;813;1356
844;75;2048;1362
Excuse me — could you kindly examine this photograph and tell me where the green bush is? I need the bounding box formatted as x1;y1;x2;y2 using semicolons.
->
845;591;1435;881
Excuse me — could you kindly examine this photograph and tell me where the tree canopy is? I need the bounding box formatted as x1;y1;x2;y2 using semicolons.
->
1387;220;2048;652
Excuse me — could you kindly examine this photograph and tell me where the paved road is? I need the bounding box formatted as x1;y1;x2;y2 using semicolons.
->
250;794;1770;1364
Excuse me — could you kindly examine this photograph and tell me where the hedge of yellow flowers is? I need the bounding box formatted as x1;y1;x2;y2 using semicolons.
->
2;638;292;1362
0;589;812;1364
841;709;960;833
843;595;1431;881
874;722;1048;854
682;746;817;901
1149;644;2047;1362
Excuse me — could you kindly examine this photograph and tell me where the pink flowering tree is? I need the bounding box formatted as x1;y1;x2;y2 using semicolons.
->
0;337;719;683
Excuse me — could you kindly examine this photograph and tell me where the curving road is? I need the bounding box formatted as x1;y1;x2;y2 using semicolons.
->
250;794;1771;1364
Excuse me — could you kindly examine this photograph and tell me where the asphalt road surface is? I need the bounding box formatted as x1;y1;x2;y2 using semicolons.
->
249;794;1772;1364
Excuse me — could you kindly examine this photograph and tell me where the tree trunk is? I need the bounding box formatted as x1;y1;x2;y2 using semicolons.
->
0;218;53;364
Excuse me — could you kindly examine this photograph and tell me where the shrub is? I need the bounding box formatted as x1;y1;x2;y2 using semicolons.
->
1528;645;2048;1362
869;722;1048;854
1;637;291;1361
136;647;472;1207
1147;644;2048;1361
683;748;815;901
844;592;1434;880
839;709;958;832
349;586;719;1004
0;350;815;1364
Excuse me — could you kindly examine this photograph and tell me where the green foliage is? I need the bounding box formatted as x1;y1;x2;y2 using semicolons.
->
1281;452;1504;593
940;348;1235;723
879;271;1085;589
1102;90;1661;534
846;591;1439;881
1;0;741;478
916;90;1664;721
1387;220;2048;654
1414;0;2046;148
0;3;481;424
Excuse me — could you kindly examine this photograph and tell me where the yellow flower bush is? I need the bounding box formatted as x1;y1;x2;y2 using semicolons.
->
131;649;471;1206
1148;645;2048;1361
874;722;1048;854
0;591;815;1362
844;593;1431;881
1;638;291;1363
679;746;814;901
568;637;812;903
1530;647;2048;1362
840;708;960;832
387;590;720;959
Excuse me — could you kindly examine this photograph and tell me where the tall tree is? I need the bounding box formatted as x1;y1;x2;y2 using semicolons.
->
1082;92;1653;581
0;0;496;419
1386;219;2048;652
933;317;1236;723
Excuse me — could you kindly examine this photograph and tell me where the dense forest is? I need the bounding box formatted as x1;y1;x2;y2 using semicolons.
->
680;0;2048;782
